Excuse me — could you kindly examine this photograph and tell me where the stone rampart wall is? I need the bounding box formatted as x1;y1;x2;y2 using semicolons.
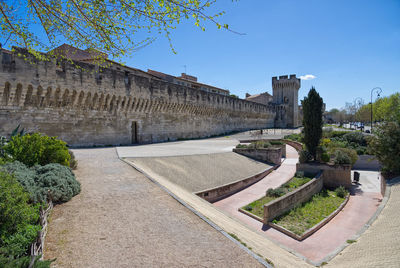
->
0;48;275;145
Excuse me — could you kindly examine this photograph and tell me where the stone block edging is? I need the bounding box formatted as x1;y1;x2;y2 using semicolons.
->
281;139;303;151
195;165;279;203
268;194;350;241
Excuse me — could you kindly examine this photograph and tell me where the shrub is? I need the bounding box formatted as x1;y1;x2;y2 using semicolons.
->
299;150;312;163
244;205;253;211
69;150;78;170
321;152;330;163
343;132;367;146
335;186;347;198
262;141;271;148
283;133;303;142
0;171;41;258
333;148;358;165
368;121;400;174
236;144;248;149
2;161;81;203
270;140;284;145
4;133;70;167
333;150;351;165
34;164;81;203
266;188;285;198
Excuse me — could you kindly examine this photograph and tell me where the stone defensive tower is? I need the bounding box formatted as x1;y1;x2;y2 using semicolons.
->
272;74;300;128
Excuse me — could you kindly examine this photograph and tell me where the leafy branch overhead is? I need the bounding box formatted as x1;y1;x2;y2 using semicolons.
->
0;0;238;60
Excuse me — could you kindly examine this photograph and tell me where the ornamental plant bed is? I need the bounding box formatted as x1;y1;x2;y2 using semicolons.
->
240;176;312;220
269;188;349;240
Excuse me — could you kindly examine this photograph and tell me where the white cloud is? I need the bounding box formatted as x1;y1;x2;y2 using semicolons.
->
300;74;316;80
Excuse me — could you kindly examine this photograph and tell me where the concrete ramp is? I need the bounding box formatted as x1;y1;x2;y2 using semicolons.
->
126;152;273;192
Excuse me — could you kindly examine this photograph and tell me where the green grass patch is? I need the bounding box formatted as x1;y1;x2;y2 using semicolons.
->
242;176;312;218
347;239;357;244
272;189;347;236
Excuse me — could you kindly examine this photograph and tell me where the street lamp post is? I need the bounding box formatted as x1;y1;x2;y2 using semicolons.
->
370;87;382;133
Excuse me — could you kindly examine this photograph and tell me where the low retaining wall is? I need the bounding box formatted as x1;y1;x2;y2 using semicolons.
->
282;139;303;151
353;155;382;171
238;139;286;158
195;166;278;203
296;163;352;189
269;194;349;241
263;173;323;222
233;147;282;165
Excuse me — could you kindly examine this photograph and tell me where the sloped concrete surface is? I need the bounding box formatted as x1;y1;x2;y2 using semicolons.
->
126;152;273;192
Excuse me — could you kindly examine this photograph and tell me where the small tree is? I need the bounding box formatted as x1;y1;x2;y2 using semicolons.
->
302;87;323;160
369;120;400;175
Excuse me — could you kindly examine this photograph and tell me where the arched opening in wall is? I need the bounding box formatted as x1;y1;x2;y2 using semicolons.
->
36;86;43;107
131;121;138;144
77;91;85;107
109;95;116;112
2;82;10;105
70;90;77;108
104;94;111;111
61;89;69;107
97;93;104;110
54;88;61;107
91;93;98;110
14;84;22;105
44;87;52;107
84;92;92;109
24;85;33;107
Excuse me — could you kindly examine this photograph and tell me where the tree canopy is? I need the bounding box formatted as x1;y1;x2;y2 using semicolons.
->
302;87;323;159
0;0;234;60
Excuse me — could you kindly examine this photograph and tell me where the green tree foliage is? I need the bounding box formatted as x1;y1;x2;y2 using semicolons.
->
2;161;81;203
4;133;70;167
302;87;324;160
0;171;41;258
0;0;235;61
356;93;400;122
369;121;400;174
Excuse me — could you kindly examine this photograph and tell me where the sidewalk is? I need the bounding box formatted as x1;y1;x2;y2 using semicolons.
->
214;145;382;264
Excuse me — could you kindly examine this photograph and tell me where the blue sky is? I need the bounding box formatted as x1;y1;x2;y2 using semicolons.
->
125;0;400;110
4;0;399;110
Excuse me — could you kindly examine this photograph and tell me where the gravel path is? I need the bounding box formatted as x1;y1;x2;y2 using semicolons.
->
44;148;262;267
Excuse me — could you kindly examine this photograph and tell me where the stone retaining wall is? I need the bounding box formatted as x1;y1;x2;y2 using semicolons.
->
263;173;323;222
296;163;352;189
195;166;277;203
233;147;282;165
282;139;303;151
353;155;381;171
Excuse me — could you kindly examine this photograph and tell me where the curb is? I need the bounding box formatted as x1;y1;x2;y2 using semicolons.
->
119;157;273;268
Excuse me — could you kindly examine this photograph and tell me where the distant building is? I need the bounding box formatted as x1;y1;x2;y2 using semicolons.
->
245;92;273;105
148;70;230;96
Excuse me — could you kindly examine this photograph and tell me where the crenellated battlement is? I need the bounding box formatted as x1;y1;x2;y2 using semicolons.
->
272;74;300;89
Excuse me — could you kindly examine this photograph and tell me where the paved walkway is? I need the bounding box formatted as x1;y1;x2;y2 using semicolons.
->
214;146;382;264
326;178;400;268
44;148;262;267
